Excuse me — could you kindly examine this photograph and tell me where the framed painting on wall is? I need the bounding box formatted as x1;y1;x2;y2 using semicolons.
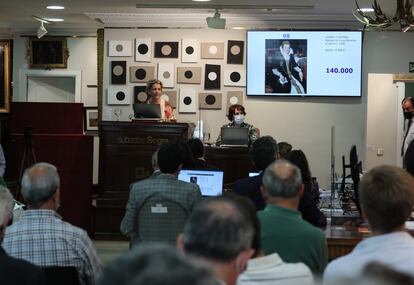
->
0;41;11;113
28;37;69;69
84;107;99;131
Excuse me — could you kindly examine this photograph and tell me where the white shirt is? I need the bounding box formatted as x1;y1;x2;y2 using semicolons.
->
323;231;414;284
237;253;314;285
403;118;414;156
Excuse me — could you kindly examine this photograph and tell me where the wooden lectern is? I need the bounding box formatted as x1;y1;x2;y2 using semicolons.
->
94;121;192;239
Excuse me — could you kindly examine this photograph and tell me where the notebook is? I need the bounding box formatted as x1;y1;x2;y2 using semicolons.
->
133;103;161;119
178;169;224;197
220;127;249;147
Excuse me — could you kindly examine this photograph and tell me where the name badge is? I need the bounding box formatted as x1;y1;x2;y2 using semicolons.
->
151;204;168;213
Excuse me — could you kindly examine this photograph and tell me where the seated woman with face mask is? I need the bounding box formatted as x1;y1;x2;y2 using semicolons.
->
216;104;259;147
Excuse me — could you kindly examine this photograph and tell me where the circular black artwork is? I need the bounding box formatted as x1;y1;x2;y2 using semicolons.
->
135;68;147;80
205;95;216;105
116;91;126;101
137;44;149;54
183;96;192;105
230;72;241;82
184;70;193;79
185;46;194;55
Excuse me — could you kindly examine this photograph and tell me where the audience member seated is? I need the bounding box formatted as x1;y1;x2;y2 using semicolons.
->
120;142;202;247
149;149;161;179
258;160;328;275
181;141;197;169
2;163;101;285
285;150;326;227
0;186;46;285
277;142;292;159
177;196;255;285
323;165;414;283
216;104;259;147
187;138;220;170
326;262;414;285
233;136;279;211
230;194;314;285
98;243;218;285
404;140;414;176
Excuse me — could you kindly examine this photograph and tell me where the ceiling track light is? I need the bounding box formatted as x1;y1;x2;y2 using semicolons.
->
32;15;51;38
37;22;48;38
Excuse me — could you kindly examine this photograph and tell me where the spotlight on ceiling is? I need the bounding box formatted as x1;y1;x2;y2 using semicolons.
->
33;16;50;38
206;9;226;29
37;22;48;39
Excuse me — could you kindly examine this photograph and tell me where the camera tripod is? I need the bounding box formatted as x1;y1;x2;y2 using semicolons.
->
15;126;37;201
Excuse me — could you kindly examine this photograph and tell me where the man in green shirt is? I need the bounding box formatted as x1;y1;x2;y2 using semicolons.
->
258;160;328;275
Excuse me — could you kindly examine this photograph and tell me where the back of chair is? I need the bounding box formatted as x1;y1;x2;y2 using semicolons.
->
136;193;190;245
43;266;80;285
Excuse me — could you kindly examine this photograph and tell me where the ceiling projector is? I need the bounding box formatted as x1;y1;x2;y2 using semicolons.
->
206;10;226;29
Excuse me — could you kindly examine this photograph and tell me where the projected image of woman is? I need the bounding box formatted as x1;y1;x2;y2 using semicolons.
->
265;40;307;94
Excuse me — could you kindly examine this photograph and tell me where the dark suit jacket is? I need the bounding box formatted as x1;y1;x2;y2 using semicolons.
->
192;158;220;171
298;182;327;227
234;173;265;211
0;246;45;285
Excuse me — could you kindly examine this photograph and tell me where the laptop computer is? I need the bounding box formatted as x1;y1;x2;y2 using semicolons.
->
178;169;224;197
133;103;161;119
220;127;249;147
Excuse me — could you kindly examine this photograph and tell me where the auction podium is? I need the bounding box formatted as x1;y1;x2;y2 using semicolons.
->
94;121;192;239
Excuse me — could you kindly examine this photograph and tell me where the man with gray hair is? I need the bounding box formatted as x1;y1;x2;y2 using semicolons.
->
258;160;327;275
0;186;45;285
177;196;255;285
2;162;101;284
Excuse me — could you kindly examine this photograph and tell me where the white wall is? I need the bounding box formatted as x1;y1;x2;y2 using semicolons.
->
365;74;400;170
12;36;98;106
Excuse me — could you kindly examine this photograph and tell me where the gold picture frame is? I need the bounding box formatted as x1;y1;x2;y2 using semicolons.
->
28;37;69;69
0;40;11;113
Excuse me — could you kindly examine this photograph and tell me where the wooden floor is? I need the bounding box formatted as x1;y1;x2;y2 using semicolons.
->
94;240;129;265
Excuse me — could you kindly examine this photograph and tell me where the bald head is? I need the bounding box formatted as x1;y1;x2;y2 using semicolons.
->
21;162;60;208
262;160;302;198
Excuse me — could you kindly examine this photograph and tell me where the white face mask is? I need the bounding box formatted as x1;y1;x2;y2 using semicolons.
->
234;114;245;125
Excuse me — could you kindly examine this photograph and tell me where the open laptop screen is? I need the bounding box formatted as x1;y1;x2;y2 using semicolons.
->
133;103;161;118
178;169;223;197
220;127;249;146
